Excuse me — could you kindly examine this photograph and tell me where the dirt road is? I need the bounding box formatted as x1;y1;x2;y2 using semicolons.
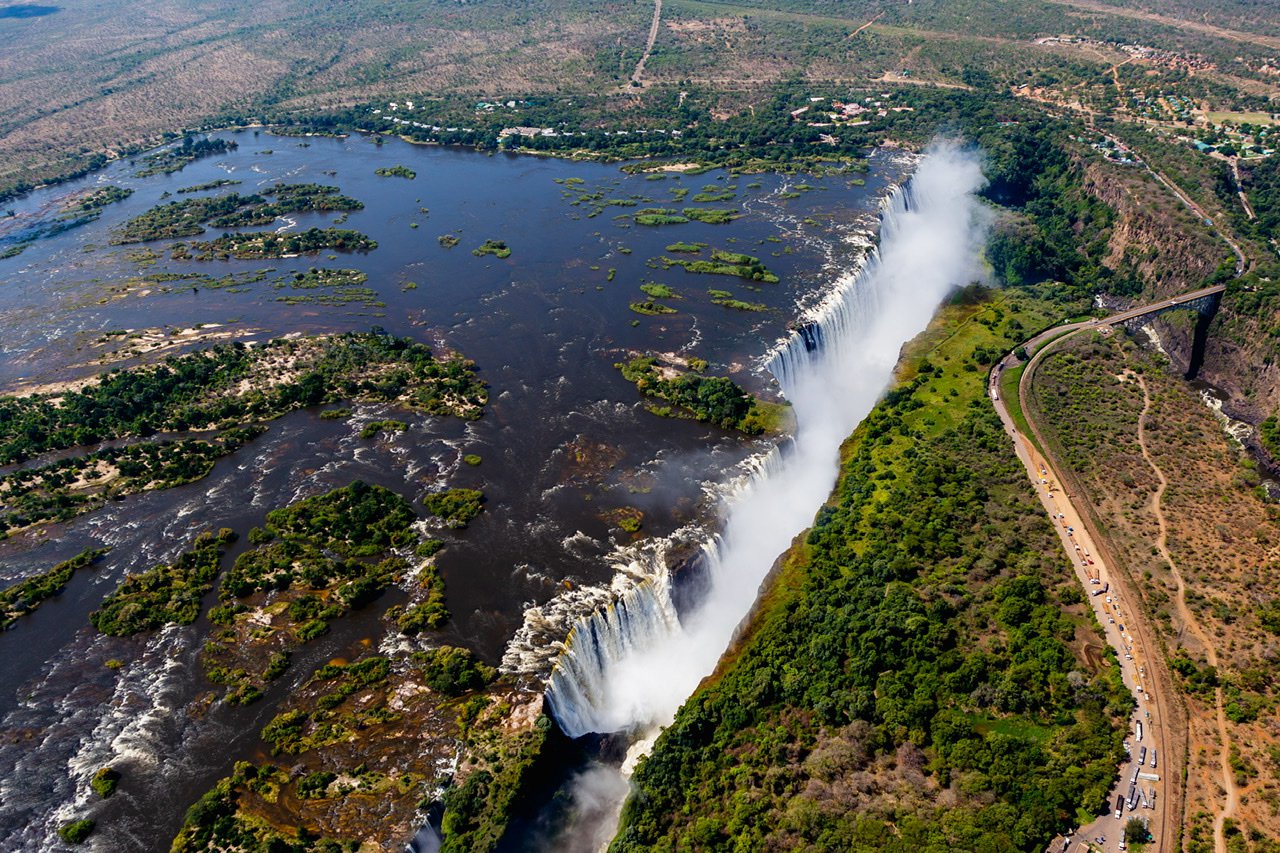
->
628;0;662;88
1133;374;1237;853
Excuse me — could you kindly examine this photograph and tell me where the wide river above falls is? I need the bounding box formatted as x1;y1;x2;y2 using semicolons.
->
0;132;909;850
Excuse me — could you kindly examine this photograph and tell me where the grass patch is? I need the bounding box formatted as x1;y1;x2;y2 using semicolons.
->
640;283;675;299
472;239;511;259
629;300;677;315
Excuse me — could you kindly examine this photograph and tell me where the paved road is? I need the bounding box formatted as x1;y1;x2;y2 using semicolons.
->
986;285;1229;853
991;366;1174;853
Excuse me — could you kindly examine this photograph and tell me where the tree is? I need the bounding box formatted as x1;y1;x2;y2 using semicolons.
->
1125;817;1149;844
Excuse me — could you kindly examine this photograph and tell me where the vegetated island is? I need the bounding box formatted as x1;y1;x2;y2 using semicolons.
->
616;355;787;435
375;165;416;179
0;547;110;629
628;299;677;316
114;184;363;243
69;185;133;214
0;185;134;259
203;482;443;703
0;331;486;537
177;178;241;194
135;136;236;178
173;227;376;260
632;207;741;226
273;268;383;308
421;487;485;529
471;239;511;258
171;641;544;853
143;488;544;853
707;288;765;312
659;248;780;283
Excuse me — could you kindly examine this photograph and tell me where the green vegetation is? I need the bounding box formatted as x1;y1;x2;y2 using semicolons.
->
359;419;408;439
711;296;766;312
135;136;236;177
463;453;482;466
273;268;381;308
203;482;424;701
616;356;780;434
682;207;740;224
260;665;394;754
58;819;94;844
438;234;460;247
639;283;675;299
628;300;677;316
170;764;348;851
440;721;550;853
394;558;448;634
0;426;265;537
296;770;336;799
178;227;376;260
610;506;644;533
615;294;1129;851
177;178;241;194
1260;414;1280;460
416;646;496;696
91;529;236;636
375;165;416;179
665;241;706;253
661;249;779;283
71;185;132;213
91;766;120;798
471;239;511;259
1126;817;1151;845
422;488;485;529
0;330;484;464
114;184;362;243
0;548;108;629
0;331;484;536
634;208;689;226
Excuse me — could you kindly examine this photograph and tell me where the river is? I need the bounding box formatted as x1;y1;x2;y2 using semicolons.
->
0;131;911;850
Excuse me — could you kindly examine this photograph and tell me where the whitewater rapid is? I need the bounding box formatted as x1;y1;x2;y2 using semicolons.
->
540;141;992;740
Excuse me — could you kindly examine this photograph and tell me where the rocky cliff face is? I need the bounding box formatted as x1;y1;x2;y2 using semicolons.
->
1083;160;1222;301
1083;159;1280;425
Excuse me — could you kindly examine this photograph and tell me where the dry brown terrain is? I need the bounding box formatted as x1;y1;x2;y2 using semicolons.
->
1033;332;1280;852
0;0;644;194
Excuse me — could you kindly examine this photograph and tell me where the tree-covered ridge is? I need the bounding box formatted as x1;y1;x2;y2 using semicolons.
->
0;547;109;629
91;529;236;636
0;330;485;465
616;355;784;435
113;183;363;244
613;295;1129;851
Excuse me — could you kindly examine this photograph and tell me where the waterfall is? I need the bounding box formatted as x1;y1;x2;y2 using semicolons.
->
543;140;992;740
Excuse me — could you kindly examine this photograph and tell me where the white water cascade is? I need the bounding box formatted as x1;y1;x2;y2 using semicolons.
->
544;141;992;741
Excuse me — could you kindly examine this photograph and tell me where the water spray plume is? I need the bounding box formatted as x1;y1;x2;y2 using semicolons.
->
543;141;992;741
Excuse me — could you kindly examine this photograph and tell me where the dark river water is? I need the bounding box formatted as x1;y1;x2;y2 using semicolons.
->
0;132;908;850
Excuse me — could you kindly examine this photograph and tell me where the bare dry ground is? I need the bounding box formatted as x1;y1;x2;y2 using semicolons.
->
1034;332;1280;853
0;0;644;194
